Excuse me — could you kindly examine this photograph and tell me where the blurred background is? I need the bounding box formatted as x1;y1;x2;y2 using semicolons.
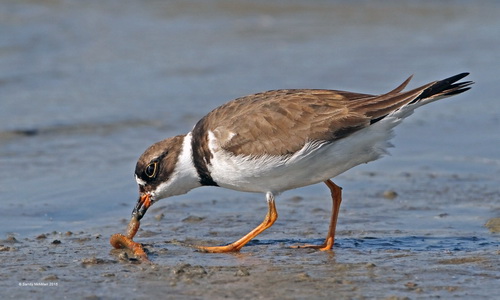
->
1;0;499;236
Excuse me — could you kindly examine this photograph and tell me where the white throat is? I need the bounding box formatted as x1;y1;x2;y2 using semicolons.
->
153;132;201;200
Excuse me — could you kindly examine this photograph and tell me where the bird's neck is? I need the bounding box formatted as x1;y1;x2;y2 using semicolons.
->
154;132;202;199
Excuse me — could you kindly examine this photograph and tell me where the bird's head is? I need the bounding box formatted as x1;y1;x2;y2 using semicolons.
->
131;135;188;221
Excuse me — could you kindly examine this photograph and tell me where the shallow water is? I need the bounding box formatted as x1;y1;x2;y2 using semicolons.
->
1;0;499;299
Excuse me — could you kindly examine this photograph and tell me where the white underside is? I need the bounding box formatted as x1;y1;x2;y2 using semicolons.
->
207;106;418;194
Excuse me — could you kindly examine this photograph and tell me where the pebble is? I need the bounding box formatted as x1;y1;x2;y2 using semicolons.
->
485;218;500;233
118;252;129;261
295;272;310;280
288;196;304;203
0;245;14;251
36;234;47;240
5;236;19;243
42;274;58;281
404;282;418;289
155;213;165;221
173;264;207;277
235;268;250;277
81;257;105;265
383;190;398;199
182;216;205;223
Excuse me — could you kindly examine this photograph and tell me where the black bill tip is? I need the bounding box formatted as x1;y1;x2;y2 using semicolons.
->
132;194;152;221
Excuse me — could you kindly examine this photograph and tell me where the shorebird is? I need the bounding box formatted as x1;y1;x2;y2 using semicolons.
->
131;73;472;252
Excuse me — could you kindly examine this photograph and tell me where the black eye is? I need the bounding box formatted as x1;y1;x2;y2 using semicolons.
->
145;161;158;178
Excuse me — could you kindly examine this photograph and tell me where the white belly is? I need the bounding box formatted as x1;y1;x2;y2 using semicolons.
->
207;116;399;193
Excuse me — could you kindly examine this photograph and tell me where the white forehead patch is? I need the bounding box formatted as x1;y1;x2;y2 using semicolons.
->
135;175;146;186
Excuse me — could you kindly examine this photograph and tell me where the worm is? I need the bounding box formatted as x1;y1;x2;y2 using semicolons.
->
110;217;149;262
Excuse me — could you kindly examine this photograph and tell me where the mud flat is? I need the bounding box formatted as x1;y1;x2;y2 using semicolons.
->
3;170;499;299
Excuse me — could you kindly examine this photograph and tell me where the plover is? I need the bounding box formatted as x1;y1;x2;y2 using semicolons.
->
131;73;472;252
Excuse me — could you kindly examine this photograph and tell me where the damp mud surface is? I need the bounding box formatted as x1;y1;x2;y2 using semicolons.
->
1;0;499;299
3;171;499;299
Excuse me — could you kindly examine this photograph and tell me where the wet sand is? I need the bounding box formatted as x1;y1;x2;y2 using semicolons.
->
3;170;499;299
1;0;499;299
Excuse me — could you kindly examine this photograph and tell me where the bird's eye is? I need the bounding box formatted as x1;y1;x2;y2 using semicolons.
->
145;161;158;178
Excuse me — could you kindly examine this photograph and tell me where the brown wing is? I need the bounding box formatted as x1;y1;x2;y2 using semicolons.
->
197;73;471;157
203;90;369;156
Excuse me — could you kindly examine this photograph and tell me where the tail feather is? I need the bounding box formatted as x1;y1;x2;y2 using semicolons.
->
362;73;473;125
413;72;473;103
385;75;414;95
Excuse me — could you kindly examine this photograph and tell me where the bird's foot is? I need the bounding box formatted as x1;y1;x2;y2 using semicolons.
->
291;237;334;251
195;243;241;253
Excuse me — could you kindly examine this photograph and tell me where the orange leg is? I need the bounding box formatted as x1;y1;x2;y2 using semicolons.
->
196;192;278;253
293;179;342;251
